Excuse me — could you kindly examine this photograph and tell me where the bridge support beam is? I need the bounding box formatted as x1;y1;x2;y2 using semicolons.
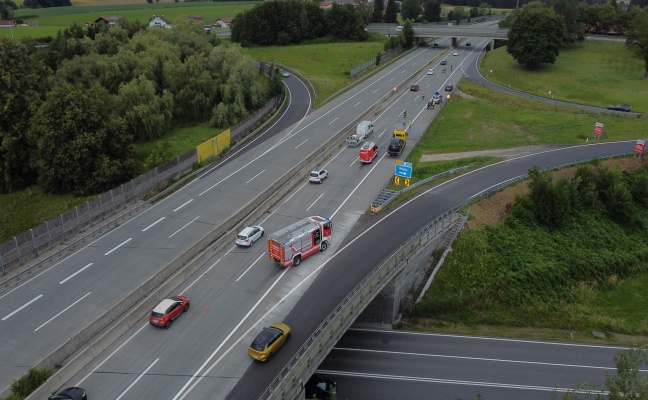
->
451;37;457;47
490;39;495;50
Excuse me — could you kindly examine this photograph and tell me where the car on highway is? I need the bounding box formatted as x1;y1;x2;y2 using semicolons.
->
445;84;454;92
607;104;631;112
453;51;459;56
309;169;328;183
149;296;190;328
427;68;435;75
396;25;403;31
433;43;438;48
432;91;442;104
305;375;338;400
248;322;291;362
466;42;471;46
440;60;447;65
48;387;87;400
236;226;264;246
387;138;405;156
410;84;419;92
280;70;289;78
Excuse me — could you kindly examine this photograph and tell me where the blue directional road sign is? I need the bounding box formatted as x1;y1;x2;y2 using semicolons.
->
394;161;412;179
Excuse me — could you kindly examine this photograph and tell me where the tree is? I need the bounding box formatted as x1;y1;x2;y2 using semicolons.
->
1;0;17;20
0;38;50;192
507;2;566;69
403;19;415;47
401;0;421;21
117;77;174;141
373;0;384;23
626;7;648;77
423;0;441;22
30;82;135;195
385;0;398;23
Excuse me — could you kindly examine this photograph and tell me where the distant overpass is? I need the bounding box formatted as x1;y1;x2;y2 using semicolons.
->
366;23;509;40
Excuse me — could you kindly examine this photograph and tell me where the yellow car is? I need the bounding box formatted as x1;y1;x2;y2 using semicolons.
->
248;322;291;362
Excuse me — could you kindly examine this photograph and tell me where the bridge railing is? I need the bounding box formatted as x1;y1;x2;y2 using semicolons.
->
259;150;635;400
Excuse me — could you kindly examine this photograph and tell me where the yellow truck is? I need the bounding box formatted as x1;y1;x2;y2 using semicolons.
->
392;122;408;143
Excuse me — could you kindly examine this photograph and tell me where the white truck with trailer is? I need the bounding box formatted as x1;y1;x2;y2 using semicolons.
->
345;120;374;147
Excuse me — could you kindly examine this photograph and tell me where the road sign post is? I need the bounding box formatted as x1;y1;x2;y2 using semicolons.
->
635;139;645;159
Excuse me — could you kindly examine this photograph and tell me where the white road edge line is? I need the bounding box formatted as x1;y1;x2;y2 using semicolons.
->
306;193;324;211
245;170;266;184
173;199;193;212
294;139;308;149
34;292;92;331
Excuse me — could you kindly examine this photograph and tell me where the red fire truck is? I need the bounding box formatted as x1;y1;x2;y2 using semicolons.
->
268;216;332;267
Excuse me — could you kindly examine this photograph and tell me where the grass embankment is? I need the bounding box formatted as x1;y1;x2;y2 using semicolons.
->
402;160;648;345
480;40;648;112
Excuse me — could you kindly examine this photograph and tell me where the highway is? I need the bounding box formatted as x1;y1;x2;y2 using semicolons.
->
12;37;645;400
315;328;622;399
16;37;461;399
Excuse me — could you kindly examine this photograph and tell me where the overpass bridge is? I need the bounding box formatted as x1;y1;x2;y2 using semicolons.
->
366;23;508;47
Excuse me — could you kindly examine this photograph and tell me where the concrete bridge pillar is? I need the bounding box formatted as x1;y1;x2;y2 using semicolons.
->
490;39;494;50
451;37;457;47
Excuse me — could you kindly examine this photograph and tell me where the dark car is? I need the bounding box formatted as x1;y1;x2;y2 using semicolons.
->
440;60;447;65
48;387;87;400
387;138;405;156
445;84;454;92
466;42;471;46
607;104;631;112
433;43;438;48
305;375;337;400
410;84;419;92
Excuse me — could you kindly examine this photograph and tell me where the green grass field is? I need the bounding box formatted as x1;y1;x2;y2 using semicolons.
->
480;41;648;112
1;2;259;39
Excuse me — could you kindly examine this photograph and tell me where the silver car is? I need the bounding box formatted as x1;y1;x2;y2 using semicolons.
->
236;226;264;246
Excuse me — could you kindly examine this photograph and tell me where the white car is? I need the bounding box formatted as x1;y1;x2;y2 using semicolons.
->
280;70;290;78
396;25;403;32
427;68;435;75
453;51;459;56
236;226;264;247
309;169;328;183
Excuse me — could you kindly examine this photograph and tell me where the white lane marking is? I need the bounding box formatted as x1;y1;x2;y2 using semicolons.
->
349;327;631;350
246;170;265;184
142;217;165;232
197;46;447;196
59;263;93;284
373;88;379;93
378;128;386;137
306;193;324;211
328;117;339;125
173;199;193;212
354;101;362;107
2;294;43;321
172;267;293;400
115;358;159;400
34;292;91;331
316;370;608;395
389;77;395;82
334;347;618;371
104;238;132;256
181;247;234;294
76;323;149;386
333;153;387;219
294;139;308;149
235;253;266;282
169;216;199;238
349;158;359;167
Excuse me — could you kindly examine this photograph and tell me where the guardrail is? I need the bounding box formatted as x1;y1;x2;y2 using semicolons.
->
259;150;635;400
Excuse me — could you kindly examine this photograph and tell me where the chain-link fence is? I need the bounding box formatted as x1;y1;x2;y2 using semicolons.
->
350;45;402;78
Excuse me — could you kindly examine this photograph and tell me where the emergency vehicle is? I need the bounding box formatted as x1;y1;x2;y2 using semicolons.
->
268;216;332;267
359;142;379;163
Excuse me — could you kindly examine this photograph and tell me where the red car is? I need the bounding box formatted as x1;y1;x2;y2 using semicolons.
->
149;295;190;328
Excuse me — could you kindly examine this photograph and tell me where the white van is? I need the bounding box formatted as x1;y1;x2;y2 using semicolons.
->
356;120;373;140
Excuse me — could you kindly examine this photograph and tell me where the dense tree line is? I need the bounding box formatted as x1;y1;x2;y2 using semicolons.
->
231;0;369;46
0;17;269;196
0;0;17;20
23;0;70;8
